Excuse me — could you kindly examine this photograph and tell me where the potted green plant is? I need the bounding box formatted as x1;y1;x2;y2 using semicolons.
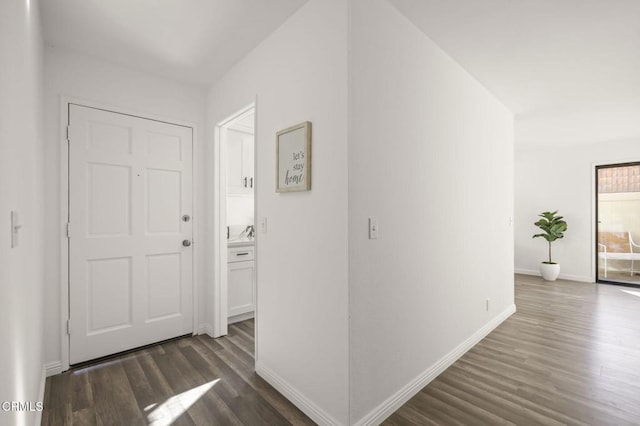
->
533;210;567;281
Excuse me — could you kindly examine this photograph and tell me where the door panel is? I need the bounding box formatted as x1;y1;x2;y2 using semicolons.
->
86;256;132;334
147;132;183;161
87;163;132;236
147;169;181;233
87;121;132;155
146;252;182;321
69;104;193;364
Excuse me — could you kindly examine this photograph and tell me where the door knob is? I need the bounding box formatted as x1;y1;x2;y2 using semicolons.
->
182;240;192;247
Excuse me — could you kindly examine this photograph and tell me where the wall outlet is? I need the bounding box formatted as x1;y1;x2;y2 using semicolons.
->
259;217;267;234
485;298;490;311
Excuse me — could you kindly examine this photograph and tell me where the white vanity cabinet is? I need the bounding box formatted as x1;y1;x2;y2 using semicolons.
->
226;128;254;195
227;244;255;322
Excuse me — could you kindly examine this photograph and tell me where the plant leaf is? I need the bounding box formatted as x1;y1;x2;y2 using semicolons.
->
533;210;567;247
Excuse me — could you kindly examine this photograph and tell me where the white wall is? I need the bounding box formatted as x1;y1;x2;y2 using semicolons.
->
206;0;349;423
227;196;254;227
0;1;45;425
43;47;206;369
348;0;515;423
516;102;640;147
515;139;640;282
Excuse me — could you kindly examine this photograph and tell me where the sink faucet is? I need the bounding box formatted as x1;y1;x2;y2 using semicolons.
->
240;225;254;239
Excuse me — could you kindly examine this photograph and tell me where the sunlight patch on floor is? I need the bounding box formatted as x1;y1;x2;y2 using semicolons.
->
146;379;220;426
71;358;122;375
621;289;640;298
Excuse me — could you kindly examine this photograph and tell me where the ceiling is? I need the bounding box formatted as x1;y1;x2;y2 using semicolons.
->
388;0;640;145
41;0;308;88
41;0;640;145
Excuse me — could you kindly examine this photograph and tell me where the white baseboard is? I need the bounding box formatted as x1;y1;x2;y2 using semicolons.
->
514;267;540;277
558;273;593;283
515;268;593;283
353;303;517;426
256;361;343;426
45;361;63;377
197;323;213;336
228;311;254;325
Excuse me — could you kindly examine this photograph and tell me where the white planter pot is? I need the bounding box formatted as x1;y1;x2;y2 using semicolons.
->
539;263;560;281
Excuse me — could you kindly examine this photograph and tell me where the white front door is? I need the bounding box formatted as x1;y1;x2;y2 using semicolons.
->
68;104;193;364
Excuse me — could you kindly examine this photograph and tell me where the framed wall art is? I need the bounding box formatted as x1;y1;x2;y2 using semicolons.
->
276;121;311;193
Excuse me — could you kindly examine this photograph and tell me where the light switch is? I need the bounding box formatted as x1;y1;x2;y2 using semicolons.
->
11;211;21;248
259;217;267;234
368;217;378;240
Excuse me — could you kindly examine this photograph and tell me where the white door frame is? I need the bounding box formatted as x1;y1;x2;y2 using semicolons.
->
212;102;256;339
59;96;200;371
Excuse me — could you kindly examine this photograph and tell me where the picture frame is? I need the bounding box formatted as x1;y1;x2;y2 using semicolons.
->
276;121;312;193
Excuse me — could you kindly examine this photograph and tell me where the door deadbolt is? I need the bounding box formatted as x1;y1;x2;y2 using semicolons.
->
182;214;191;222
182;240;192;247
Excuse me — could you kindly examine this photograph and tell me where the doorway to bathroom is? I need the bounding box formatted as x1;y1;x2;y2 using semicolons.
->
216;104;256;338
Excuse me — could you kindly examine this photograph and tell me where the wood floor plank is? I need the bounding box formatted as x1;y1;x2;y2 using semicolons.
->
435;366;573;426
175;346;244;426
89;361;147;425
401;391;470;426
71;407;97;425
422;381;517;426
44;373;72;425
42;319;311;425
135;351;177;403
385;275;640;425
231;321;255;342
40;380;52;426
159;339;243;425
191;336;315;425
70;369;93;412
214;332;255;368
411;386;510;426
120;355;156;412
194;346;292;425
226;324;255;356
386;404;441;426
43;275;640;425
237;318;255;336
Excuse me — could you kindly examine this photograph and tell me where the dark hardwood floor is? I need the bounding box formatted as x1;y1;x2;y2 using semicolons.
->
44;275;640;425
42;319;314;425
385;274;640;425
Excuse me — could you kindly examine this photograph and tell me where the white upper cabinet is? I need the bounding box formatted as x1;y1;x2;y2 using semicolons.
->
227;128;254;195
